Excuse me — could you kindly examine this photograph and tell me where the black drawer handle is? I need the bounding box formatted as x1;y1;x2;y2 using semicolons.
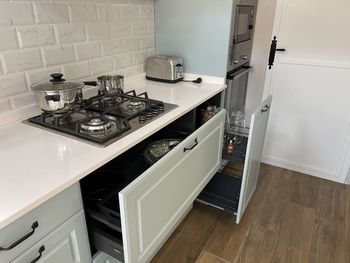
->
30;245;45;263
183;138;198;152
0;221;39;251
261;104;270;113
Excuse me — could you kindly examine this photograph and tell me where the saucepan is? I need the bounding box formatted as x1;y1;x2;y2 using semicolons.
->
97;75;124;95
143;139;183;165
31;73;97;114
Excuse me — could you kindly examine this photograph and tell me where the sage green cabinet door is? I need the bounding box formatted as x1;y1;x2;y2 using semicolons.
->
119;110;226;263
11;211;91;263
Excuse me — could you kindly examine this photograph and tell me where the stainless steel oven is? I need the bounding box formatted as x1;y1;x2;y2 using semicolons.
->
227;0;257;72
224;65;253;115
234;5;255;44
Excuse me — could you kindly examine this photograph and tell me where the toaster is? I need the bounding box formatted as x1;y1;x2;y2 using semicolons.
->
146;56;184;83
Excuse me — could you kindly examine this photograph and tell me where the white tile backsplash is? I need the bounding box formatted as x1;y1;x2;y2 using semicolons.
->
17;25;56;48
0;98;11;114
0;0;155;119
69;4;97;23
90;57;113;75
43;45;75;66
2;48;43;74
101;39;122;56
86;22;110;41
76;42;101;60
35;3;70;24
63;61;91;80
55;24;86;44
0;3;35;26
0;28;19;51
0;73;27;98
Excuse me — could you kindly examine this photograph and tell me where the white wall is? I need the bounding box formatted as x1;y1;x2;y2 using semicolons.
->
0;0;155;121
155;0;232;78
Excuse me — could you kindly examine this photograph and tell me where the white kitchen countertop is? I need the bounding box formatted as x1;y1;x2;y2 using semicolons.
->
0;75;225;230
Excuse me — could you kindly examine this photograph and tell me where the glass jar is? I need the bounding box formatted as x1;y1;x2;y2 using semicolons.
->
229;111;246;145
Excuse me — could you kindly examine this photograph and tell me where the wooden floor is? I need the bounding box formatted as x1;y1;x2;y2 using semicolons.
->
151;164;350;263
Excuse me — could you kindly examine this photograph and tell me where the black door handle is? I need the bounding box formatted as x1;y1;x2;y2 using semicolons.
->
268;36;286;69
0;221;39;251
30;245;45;263
261;105;270;113
183;138;198;152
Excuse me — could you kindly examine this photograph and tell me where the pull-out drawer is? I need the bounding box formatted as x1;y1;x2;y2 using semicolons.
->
11;210;91;263
119;109;226;263
0;184;82;263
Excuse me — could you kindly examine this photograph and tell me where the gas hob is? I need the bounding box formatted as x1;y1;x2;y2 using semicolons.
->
26;90;178;147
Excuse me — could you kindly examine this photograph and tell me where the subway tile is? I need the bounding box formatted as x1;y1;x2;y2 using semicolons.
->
0;98;12;113
35;3;69;24
2;48;43;74
27;66;61;85
90;57;113;75
0;3;35;26
114;53;132;69
108;4;120;21
132;21;148;35
110;22;131;38
101;39;122;56
55;24;86;44
122;38;140;52
124;64;143;77
148;48;155;57
0;73;27;99
140;36;154;49
97;4;108;21
139;5;154;20
148;20;155;34
86;22;110;41
17;25;56;48
130;0;149;5
132;50;148;64
69;3;97;23
76;42;101;61
0;27;19;51
63;61;90;80
43;45;75;66
110;0;129;4
10;92;35;109
120;6;139;21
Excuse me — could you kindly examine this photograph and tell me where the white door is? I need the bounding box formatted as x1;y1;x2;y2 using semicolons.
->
236;95;272;224
262;0;350;183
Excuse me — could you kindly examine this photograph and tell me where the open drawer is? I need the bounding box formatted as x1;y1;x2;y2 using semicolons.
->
198;95;272;224
118;109;226;263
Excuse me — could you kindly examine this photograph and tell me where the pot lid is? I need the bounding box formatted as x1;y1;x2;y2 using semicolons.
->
31;73;84;92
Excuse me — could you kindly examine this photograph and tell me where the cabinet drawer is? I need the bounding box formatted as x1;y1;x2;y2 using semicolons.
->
11;210;91;263
119;109;226;263
0;184;82;263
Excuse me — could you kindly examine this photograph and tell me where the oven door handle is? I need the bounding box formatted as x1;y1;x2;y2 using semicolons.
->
227;66;253;80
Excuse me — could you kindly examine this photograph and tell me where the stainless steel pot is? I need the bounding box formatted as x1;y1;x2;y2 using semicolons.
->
97;75;124;95
31;73;97;114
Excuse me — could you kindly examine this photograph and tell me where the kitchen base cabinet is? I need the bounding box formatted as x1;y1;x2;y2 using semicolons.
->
11;211;91;263
0;184;83;263
80;108;226;263
198;95;272;224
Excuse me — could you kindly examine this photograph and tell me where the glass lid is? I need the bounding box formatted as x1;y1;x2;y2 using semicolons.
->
31;73;84;91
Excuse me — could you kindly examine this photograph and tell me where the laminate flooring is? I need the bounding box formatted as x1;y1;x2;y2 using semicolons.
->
151;164;350;263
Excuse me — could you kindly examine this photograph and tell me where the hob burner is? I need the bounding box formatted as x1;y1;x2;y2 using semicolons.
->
80;117;115;135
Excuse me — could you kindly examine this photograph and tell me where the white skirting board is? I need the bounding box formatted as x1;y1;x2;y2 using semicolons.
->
262;155;346;184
